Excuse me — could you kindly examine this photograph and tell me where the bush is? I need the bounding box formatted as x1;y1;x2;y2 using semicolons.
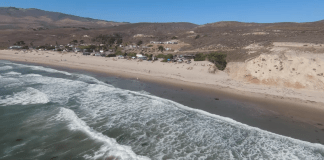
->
195;35;200;39
115;51;123;55
156;54;165;58
207;52;227;70
165;54;173;59
137;40;143;46
127;52;136;57
107;54;116;57
194;53;206;61
158;46;164;52
171;36;177;39
156;54;173;60
22;46;29;49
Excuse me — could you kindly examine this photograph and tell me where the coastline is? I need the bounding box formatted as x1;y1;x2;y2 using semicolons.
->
1;50;324;132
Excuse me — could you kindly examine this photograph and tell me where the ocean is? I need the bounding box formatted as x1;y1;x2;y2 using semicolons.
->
0;60;323;160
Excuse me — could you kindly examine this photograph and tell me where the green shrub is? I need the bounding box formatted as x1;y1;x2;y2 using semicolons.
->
207;52;227;70
22;46;29;49
107;54;116;57
194;53;206;61
127;52;136;57
165;54;173;59
156;54;173;60
115;51;123;55
156;54;165;58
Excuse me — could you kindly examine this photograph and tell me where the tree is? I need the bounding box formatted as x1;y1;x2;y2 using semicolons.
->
165;54;173;59
14;41;25;45
116;38;123;45
158;46;164;53
195;35;200;39
171;36;177;39
194;53;206;61
109;37;116;45
207;52;227;70
137;40;143;46
115;50;123;55
71;40;78;44
80;40;84;44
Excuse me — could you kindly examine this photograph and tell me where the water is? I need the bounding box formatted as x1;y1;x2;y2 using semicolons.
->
0;60;323;160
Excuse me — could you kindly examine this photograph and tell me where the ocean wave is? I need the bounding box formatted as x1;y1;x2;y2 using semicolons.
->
0;66;13;71
2;71;21;76
53;107;150;160
1;61;323;159
72;83;324;159
9;63;72;76
0;87;49;106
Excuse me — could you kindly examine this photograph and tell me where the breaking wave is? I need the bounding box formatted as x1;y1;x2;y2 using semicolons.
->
0;61;323;159
0;87;49;106
53;107;150;160
0;65;13;71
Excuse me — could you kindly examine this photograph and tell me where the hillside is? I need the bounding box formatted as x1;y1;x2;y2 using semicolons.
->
1;7;324;64
0;7;126;29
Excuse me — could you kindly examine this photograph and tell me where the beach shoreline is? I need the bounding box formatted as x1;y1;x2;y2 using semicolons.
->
1;50;324;132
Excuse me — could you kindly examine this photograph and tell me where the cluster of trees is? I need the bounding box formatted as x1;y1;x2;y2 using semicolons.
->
91;34;123;46
156;54;173;62
194;52;227;70
194;53;206;61
13;41;25;45
207;52;227;70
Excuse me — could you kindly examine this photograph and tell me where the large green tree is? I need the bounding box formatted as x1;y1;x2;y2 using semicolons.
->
207;52;227;70
158;46;164;53
137;40;143;46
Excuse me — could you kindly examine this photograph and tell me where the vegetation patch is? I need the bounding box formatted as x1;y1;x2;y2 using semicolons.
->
207;52;227;70
194;53;206;61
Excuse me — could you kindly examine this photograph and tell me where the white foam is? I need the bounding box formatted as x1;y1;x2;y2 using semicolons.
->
1;61;323;159
72;82;324;159
0;66;13;71
2;71;21;76
53;108;150;160
0;87;49;106
24;74;42;77
10;63;71;75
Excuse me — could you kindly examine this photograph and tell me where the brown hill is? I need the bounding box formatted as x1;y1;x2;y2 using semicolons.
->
2;7;324;63
0;7;126;29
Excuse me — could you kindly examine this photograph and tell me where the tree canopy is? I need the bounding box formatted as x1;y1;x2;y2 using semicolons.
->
137;40;143;46
158;46;164;53
207;52;227;70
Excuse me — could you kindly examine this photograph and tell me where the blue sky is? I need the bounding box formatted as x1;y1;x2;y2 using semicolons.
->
1;0;324;24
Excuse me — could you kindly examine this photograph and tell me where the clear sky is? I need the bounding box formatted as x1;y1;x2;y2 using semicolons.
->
1;0;324;25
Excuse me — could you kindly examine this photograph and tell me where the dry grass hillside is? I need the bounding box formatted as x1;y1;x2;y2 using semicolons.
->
2;7;324;64
0;7;126;29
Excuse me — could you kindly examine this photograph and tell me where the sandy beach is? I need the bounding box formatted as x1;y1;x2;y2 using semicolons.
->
1;49;324;130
